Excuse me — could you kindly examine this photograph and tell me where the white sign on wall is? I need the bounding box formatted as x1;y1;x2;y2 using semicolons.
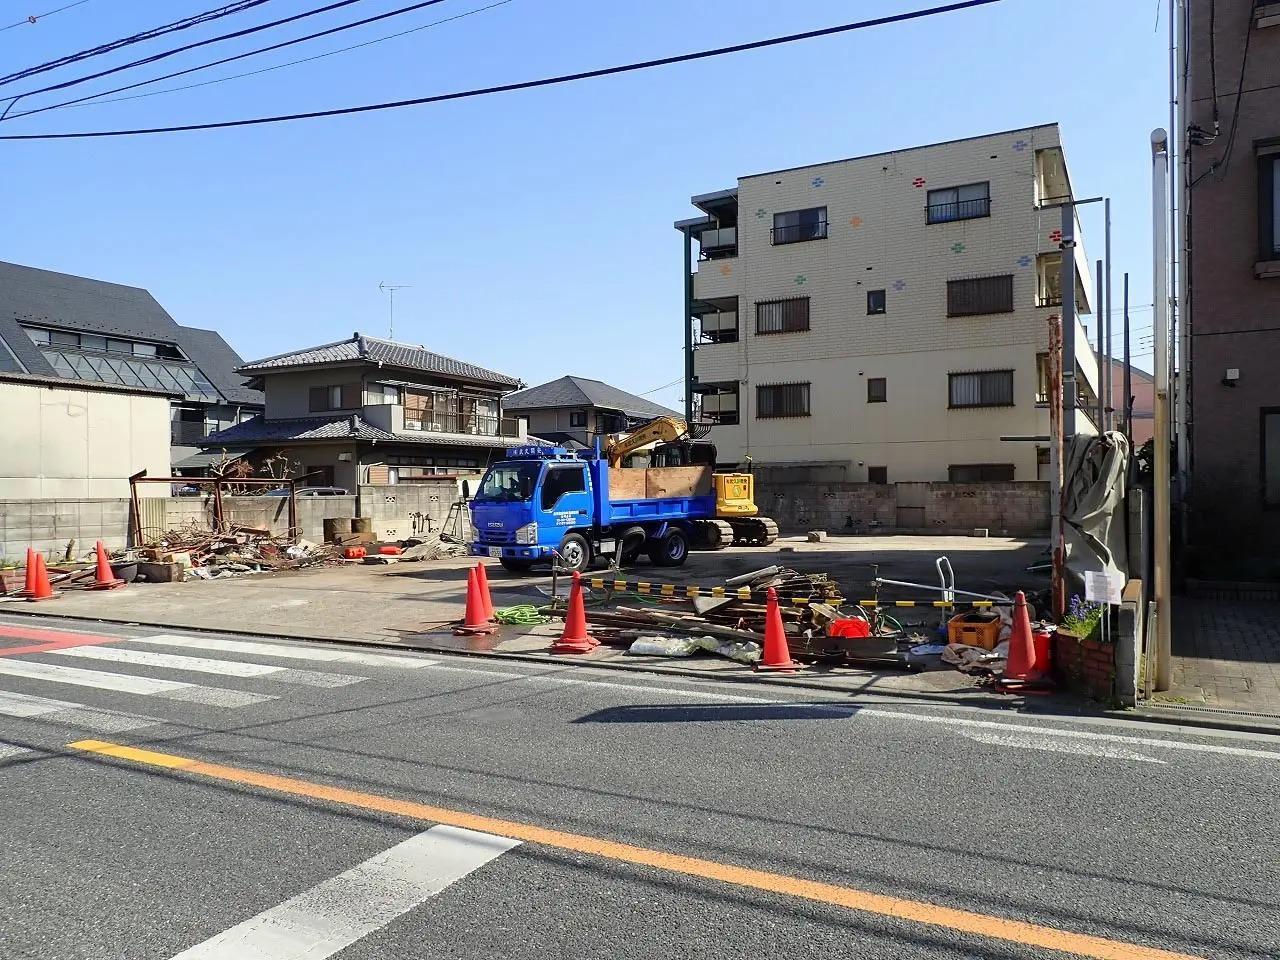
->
1084;570;1124;605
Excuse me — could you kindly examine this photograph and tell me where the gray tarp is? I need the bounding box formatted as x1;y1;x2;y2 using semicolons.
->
1063;431;1130;597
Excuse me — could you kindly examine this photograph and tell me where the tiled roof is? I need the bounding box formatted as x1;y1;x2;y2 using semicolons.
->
238;333;520;388
205;414;516;449
502;376;680;420
0;369;179;397
0;260;263;406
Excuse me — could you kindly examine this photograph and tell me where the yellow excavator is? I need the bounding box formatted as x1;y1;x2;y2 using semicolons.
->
603;416;779;549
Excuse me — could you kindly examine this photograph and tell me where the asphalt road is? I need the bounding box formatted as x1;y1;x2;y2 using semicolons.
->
1;611;1278;960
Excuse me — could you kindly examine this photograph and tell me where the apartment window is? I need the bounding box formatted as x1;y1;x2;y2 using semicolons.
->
367;382;400;405
947;275;1014;317
1261;149;1280;260
867;289;886;315
949;370;1014;408
867;377;887;403
757;382;810;419
756;297;810;335
771;207;828;245
867;466;888;485
1264;409;1280;507
309;383;360;412
569;410;588;427
949;464;1016;482
927;182;990;223
1036;352;1050;403
698;383;739;425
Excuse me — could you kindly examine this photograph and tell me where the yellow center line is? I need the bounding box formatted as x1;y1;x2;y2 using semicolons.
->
67;739;1200;960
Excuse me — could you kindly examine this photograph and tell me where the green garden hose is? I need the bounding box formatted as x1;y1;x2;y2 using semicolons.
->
493;604;553;625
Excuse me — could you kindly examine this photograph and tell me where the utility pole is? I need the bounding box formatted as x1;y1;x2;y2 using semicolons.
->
1060;203;1078;438
681;227;695;424
1095;259;1105;429
1104;198;1113;432
378;282;411;340
1123;272;1133;441
1047;312;1065;622
1151;129;1173;692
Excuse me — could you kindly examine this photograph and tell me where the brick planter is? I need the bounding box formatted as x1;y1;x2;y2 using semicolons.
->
0;568;24;595
1052;627;1116;704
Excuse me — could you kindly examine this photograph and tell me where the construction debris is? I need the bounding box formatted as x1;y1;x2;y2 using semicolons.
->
131;521;334;579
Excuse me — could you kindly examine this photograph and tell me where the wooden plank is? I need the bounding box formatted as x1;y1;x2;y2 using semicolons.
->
645;466;712;499
607;468;649;502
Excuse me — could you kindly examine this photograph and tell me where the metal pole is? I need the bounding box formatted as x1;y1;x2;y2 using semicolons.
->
682;228;694;424
1060;203;1077;438
1170;0;1189;495
1048;313;1065;621
1095;259;1105;429
1151;129;1173;692
1104;198;1113;432
1123;272;1133;441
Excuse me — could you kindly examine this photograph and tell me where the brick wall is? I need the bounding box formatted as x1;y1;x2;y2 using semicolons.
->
1052;630;1117;704
758;480;1050;536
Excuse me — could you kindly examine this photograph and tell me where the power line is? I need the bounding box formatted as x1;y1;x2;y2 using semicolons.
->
1;1;93;33
638;377;683;396
3;0;365;103
7;0;503;122
0;1;273;86
0;0;1002;140
21;0;515;116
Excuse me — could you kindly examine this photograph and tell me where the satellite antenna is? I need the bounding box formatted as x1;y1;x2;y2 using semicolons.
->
378;281;412;339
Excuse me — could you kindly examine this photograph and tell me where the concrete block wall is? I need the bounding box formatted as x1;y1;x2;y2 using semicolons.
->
1;498;133;562
758;480;1050;536
357;481;461;542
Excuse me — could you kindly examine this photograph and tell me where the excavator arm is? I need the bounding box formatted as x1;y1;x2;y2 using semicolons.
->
604;416;688;467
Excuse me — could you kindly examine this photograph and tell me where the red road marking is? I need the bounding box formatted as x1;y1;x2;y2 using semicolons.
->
0;624;120;657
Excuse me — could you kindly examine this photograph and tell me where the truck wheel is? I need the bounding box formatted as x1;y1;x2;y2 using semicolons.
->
556;533;592;573
499;558;534;573
648;528;689;567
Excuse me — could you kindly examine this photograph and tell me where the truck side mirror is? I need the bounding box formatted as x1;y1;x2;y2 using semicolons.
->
461;479;471;499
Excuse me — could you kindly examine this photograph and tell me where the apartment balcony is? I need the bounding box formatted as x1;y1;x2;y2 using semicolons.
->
698;226;737;260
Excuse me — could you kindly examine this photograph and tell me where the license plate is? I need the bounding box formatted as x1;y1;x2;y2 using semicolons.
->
487;547;503;558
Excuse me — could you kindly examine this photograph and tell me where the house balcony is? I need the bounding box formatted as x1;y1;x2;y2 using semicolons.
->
363;403;523;441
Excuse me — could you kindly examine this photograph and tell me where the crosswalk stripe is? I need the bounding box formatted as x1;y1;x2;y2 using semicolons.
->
44;646;365;687
0;659;274;708
168;825;519;960
129;634;431;670
0;689;160;733
0;743;32;761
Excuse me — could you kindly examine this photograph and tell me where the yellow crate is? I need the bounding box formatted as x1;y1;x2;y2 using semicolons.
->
947;611;1002;650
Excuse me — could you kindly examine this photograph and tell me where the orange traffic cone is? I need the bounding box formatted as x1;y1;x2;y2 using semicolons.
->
475;562;496;622
27;554;57;602
454;567;497;636
551;571;596;654
997;591;1050;692
17;548;36;597
755;587;803;672
88;541;126;590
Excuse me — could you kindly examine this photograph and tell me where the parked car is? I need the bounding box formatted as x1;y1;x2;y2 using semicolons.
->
172;483;204;497
264;486;350;497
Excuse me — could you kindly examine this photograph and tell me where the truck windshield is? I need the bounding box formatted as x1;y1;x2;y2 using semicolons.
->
475;462;542;502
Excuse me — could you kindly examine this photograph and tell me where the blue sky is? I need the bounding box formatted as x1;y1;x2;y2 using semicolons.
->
3;0;1169;410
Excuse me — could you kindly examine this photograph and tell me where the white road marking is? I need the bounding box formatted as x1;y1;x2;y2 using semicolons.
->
959;728;1166;763
45;646;364;687
419;663;773;703
0;659;273;708
0;689;160;733
0;743;32;761
859;708;1280;762
130;634;431;670
168;825;519;960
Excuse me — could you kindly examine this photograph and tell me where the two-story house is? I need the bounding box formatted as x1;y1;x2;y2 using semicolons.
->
501;375;681;449
674;123;1103;483
0;260;264;469
204;333;524;488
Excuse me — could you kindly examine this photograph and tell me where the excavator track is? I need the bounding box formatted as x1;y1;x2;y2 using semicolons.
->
728;516;779;547
691;519;734;551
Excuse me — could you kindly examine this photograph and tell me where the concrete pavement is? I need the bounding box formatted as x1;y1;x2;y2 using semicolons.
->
2;612;1278;959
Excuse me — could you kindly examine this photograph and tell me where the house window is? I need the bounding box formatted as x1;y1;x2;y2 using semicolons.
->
1264;409;1280;507
867;289;886;315
948;464;1016;482
540;466;587;510
309;384;359;412
50;329;78;347
756;297;810;335
867;466;888;484
698;383;739;425
367;382;400;405
569;410;588;428
757;382;810;419
927;182;991;223
947;275;1014;317
867;377;887;403
771;207;828;245
305;465;336;487
949;370;1014;408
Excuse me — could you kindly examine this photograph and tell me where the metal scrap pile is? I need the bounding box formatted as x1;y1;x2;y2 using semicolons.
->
135;521;335;579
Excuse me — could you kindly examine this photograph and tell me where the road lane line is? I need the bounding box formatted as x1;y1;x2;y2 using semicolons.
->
0;689;160;733
129;634;432;669
167;824;517;960
0;660;274;708
72;739;1203;960
0;743;32;761
44;646;365;687
419;663;773;703
859;708;1280;761
958;728;1166;763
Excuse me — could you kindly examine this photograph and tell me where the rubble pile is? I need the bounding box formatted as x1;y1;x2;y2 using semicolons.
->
136;521;335;580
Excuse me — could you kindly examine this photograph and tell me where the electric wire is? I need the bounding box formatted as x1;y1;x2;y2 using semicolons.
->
0;0;1002;140
0;1;93;33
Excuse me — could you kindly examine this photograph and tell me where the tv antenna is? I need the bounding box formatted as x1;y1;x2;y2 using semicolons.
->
378;281;412;339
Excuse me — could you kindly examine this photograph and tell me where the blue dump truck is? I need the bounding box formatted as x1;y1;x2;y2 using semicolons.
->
469;443;718;573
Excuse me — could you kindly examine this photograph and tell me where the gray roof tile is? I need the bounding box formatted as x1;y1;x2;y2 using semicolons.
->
206;414;516;449
502;376;680;420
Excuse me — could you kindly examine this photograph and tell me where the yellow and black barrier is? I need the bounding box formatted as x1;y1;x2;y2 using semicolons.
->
856;599;996;609
586;577;841;607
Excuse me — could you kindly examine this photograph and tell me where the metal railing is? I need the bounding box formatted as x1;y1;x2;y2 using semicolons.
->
770;220;828;245
402;412;520;437
1036;294;1063;308
926;197;991;223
